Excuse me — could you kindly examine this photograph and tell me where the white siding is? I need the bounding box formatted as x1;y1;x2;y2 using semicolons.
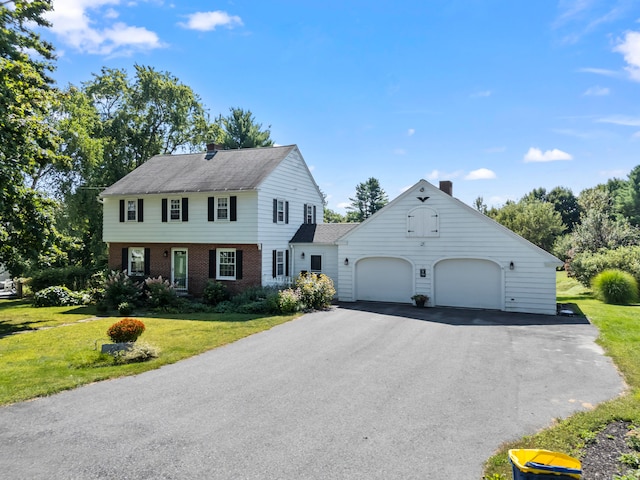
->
103;191;259;244
257;148;324;286
337;180;561;315
290;244;339;292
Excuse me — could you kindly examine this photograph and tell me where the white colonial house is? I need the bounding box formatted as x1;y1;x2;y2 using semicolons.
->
102;145;561;314
100;144;324;295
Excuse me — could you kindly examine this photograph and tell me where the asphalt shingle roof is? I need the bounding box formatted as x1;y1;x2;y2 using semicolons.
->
290;223;359;244
100;145;297;196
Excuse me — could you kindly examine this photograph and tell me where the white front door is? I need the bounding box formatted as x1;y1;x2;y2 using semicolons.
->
172;249;188;290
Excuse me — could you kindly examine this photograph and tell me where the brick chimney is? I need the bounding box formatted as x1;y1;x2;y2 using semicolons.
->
439;180;453;196
206;142;223;152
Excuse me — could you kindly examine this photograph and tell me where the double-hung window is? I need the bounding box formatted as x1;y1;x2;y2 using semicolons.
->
129;247;145;276
217;197;229;221
126;200;137;221
170;199;181;221
306;205;313;224
277;200;285;223
276;251;285;276
218;248;236;280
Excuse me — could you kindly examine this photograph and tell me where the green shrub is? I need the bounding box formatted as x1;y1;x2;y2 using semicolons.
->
118;302;134;315
32;286;84;307
144;276;178;309
569;245;640;287
592;269;639;305
202;281;229;306
28;266;93;292
103;270;142;308
277;288;302;313
295;273;336;310
107;318;145;343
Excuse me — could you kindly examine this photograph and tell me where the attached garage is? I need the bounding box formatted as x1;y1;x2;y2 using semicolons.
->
356;257;413;303
434;258;503;310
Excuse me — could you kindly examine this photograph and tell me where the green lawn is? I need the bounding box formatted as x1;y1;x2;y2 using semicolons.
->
0;299;297;405
483;272;640;478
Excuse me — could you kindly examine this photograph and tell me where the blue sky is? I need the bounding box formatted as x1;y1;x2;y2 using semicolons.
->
42;0;640;213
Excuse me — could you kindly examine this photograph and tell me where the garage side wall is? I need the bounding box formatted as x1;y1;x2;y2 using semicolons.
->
337;181;560;315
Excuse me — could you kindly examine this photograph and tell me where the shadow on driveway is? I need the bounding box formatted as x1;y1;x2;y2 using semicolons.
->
337;301;590;326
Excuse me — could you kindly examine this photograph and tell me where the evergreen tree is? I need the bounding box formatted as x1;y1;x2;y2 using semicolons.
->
347;177;389;222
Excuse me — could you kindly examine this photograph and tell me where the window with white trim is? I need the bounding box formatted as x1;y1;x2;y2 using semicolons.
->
217;197;229;221
277;200;285;223
126;200;137;221
276;251;285;276
306;204;313;224
170;198;181;221
217;248;236;280
310;255;322;273
129;247;145;276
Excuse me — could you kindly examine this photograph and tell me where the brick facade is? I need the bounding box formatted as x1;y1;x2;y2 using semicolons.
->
109;243;262;297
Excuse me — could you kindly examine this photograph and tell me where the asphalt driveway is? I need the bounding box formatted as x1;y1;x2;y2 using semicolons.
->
0;304;625;479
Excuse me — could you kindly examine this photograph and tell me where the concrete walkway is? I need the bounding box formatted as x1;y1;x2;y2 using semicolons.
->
0;304;625;479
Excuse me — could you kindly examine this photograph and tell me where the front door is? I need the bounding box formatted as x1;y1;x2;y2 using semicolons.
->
172;249;188;291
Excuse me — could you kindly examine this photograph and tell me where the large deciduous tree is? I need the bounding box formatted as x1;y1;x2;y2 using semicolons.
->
218;107;274;149
0;0;65;276
347;177;389;222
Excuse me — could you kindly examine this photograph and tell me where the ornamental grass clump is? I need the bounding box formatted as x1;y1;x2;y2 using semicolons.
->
592;269;639;305
107;318;146;343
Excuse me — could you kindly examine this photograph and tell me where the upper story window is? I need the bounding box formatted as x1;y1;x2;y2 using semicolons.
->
407;206;439;237
303;203;316;224
127;200;137;221
217;197;229;221
273;199;289;224
170;199;181;221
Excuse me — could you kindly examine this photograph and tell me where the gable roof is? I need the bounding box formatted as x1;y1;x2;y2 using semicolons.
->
100;145;298;196
290;223;359;244
339;179;563;264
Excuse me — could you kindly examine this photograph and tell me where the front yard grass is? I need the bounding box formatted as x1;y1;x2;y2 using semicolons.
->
0;299;297;406
483;272;640;478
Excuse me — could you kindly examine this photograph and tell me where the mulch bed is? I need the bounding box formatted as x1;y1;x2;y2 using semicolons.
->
581;421;638;479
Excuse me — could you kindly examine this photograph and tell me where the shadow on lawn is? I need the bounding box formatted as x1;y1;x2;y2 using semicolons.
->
337;301;590;326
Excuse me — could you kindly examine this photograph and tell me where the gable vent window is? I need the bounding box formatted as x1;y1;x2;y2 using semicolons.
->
407;206;439;238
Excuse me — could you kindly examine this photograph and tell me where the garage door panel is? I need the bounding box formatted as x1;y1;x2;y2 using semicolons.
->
435;259;502;310
356;257;412;303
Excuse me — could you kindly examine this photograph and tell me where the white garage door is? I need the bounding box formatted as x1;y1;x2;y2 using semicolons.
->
356;257;413;303
434;259;502;310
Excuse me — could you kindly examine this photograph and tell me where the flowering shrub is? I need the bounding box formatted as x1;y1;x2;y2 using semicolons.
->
277;288;302;313
107;318;146;343
118;302;134;315
103;270;142;309
294;273;336;310
144;276;177;309
33;286;85;307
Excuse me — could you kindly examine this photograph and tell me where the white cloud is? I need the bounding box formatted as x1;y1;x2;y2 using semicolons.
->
579;67;620;77
464;168;496;180
180;11;243;31
407;128;415;136
48;0;163;56
336;202;350;209
523;147;573;162
470;90;492;98
583;85;610;96
615;31;640;81
426;169;464;181
597;115;640;126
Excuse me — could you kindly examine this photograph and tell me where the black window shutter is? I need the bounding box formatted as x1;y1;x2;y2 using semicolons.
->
144;248;151;275
119;200;125;222
303;204;307;224
208;197;215;221
285;250;290;276
230;196;237;221
272;250;277;278
285;201;289;224
182;198;189;221
162;199;168;222
209;249;216;278
313;205;317;224
121;248;128;272
273;199;277;223
236;250;243;279
138;199;144;222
